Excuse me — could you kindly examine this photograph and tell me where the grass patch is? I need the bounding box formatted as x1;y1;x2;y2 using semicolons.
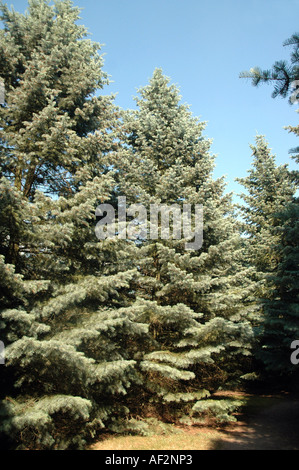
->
89;427;227;451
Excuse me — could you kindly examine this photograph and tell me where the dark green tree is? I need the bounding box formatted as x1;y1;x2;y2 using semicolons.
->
240;32;299;161
237;135;298;382
260;199;299;382
241;38;299;383
240;33;299;103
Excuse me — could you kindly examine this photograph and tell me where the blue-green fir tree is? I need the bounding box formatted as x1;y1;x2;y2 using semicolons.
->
0;0;146;450
116;69;255;424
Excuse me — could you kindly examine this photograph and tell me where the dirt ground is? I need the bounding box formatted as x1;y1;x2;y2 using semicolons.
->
90;393;299;451
216;394;299;450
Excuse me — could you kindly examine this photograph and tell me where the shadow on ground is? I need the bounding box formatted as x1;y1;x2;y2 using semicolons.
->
213;395;299;450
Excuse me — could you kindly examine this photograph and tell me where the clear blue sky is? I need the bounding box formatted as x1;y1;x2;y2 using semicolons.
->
6;0;299;199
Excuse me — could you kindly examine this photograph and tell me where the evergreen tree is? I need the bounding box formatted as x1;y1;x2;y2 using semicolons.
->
260;199;299;382
240;32;299;161
237;135;298;382
240;33;299;103
116;69;254;424
236;136;295;280
0;0;144;450
241;39;299;384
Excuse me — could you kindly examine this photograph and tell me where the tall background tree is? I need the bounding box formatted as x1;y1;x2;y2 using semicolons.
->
237;136;297;383
116;69;254;424
240;35;299;385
